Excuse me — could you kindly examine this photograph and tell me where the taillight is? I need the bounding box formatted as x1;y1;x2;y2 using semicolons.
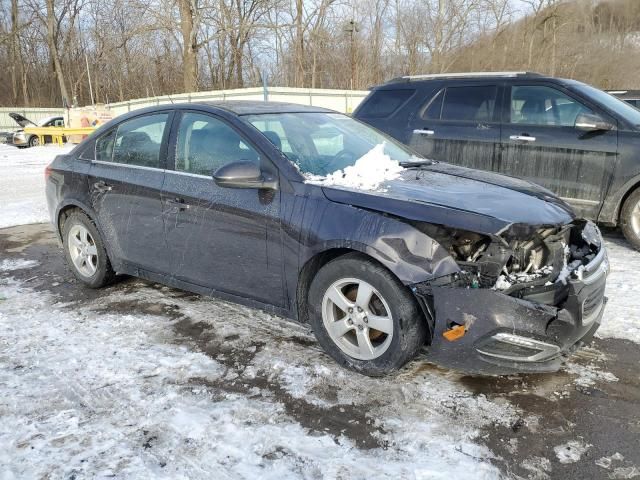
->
45;165;52;180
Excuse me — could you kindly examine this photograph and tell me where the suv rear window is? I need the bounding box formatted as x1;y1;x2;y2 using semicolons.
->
440;86;498;122
357;89;414;118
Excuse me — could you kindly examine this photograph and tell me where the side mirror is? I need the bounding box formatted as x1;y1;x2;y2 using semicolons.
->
575;113;615;132
213;161;278;190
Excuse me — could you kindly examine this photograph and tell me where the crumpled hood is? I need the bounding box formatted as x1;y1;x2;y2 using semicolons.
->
321;162;575;235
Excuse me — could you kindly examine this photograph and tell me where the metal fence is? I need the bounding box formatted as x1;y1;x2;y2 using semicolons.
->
106;86;369;116
1;87;369;130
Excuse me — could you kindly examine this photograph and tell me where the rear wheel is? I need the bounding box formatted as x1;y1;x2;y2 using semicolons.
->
308;253;427;376
620;188;640;250
62;211;115;288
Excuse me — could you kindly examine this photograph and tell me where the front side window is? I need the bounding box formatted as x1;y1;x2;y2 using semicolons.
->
421;89;444;120
111;113;168;168
175;112;259;176
441;86;498;122
510;86;593;127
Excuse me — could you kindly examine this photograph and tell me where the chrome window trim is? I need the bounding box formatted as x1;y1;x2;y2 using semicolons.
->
165;169;211;179
90;159;165;173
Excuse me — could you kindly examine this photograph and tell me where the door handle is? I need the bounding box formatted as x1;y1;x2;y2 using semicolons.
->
509;135;536;142
413;129;435;136
165;198;190;210
92;181;113;193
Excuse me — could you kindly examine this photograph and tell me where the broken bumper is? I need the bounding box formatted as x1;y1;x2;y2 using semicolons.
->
413;246;609;375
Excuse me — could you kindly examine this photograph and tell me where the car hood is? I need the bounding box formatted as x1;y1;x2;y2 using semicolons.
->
321;162;575;236
9;112;36;128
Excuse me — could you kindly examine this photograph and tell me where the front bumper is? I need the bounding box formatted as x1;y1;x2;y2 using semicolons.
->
414;245;609;375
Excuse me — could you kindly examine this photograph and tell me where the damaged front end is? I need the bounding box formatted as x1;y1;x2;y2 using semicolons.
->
411;220;609;375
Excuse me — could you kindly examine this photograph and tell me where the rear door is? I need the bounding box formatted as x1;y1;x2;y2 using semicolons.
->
87;111;172;272
407;83;502;171
162;110;284;306
499;84;618;219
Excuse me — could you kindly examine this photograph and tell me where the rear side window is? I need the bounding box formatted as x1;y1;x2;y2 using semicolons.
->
112;114;169;168
357;89;414;118
441;86;498;122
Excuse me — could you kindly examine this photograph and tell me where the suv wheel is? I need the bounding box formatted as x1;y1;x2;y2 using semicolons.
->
308;253;428;376
620;188;640;250
62;211;115;288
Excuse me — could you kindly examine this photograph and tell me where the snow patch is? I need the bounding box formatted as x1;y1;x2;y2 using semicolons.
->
554;439;591;464
597;236;640;344
305;143;403;191
0;258;38;272
564;361;619;387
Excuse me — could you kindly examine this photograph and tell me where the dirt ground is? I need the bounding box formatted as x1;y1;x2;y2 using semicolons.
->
1;223;639;479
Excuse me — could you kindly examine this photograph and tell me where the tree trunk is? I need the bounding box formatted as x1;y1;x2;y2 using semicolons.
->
294;0;305;87
178;0;198;92
46;0;70;106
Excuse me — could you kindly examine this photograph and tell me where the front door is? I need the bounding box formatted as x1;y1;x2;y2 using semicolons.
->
499;84;618;219
408;84;502;171
87;112;172;271
162;111;284;306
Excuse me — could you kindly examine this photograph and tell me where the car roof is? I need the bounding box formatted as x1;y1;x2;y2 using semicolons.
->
378;71;581;88
196;100;333;115
37;115;64;126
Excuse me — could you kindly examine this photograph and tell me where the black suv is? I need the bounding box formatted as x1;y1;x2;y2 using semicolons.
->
354;72;640;249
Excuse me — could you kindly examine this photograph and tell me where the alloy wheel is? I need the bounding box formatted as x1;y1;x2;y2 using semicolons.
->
68;224;99;277
321;277;394;360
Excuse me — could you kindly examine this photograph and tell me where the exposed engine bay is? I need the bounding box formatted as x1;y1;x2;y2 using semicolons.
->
415;220;602;301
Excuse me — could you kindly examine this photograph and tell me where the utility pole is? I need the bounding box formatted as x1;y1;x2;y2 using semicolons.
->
345;20;359;90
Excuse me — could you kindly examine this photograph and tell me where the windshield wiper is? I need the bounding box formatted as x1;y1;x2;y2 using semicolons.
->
399;159;435;168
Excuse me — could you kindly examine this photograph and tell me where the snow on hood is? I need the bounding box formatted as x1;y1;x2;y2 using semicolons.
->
305;143;404;191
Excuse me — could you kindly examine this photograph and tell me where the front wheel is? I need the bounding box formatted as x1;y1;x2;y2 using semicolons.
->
28;135;39;147
620;188;640;250
308;253;428;376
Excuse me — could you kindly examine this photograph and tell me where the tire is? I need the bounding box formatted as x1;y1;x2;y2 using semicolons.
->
307;252;428;376
620;188;640;250
62;210;115;288
28;135;39;147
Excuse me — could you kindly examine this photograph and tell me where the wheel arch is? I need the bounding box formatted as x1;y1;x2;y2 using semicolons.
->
295;239;440;325
56;199;99;239
599;174;640;225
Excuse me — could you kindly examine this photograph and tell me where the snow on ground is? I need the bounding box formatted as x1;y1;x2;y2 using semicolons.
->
305;143;403;191
0;278;504;479
598;235;640;343
0;143;74;229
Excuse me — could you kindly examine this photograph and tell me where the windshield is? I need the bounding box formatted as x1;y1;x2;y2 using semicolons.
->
244;112;422;177
571;83;640;128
